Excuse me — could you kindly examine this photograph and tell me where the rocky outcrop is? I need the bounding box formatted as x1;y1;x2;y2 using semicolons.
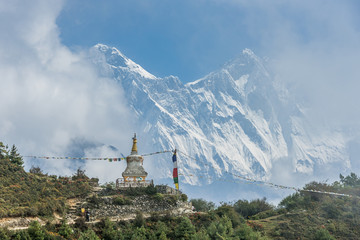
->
87;195;192;220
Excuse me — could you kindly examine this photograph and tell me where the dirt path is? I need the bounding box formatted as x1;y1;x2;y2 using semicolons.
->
0;216;46;230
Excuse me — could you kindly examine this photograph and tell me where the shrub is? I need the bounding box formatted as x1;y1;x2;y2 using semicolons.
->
215;204;243;227
0;228;10;240
322;202;341;219
190;199;215;212
134;211;145;228
174;217;196;240
313;228;336;240
145;184;158;195
234;222;264;240
88;195;101;207
246;220;264;231
100;218;120;240
233;197;273;219
74;218;88;232
78;229;100;240
58;220;73;239
29;166;43;175
12;230;31;240
279;193;303;211
166;195;178;205
180;193;188;202
113;196;131;205
27;221;45;240
72;168;89;181
207;215;234;239
149;212;161;222
154;193;164;201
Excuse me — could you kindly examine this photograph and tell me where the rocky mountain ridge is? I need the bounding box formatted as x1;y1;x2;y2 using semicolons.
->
89;44;349;185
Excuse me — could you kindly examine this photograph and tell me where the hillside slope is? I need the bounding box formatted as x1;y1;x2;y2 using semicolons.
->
0;158;94;218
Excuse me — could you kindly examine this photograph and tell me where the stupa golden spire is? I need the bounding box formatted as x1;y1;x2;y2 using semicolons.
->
131;133;138;155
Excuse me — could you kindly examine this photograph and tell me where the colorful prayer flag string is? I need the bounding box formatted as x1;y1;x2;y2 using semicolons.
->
172;149;179;190
24;156;125;161
23;150;173;162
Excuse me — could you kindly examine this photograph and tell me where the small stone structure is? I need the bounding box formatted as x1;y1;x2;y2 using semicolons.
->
117;134;149;187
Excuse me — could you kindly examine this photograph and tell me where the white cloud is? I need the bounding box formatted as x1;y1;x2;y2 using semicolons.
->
235;1;360;128
0;0;135;179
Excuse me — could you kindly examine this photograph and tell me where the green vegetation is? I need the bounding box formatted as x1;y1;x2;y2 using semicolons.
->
234;198;274;219
0;210;265;240
254;174;360;239
1;141;360;239
0;141;96;218
190;198;215;212
0;142;23;167
112;195;132;205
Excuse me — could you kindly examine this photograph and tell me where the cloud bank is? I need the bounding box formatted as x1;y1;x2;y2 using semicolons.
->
232;0;360;129
0;0;134;178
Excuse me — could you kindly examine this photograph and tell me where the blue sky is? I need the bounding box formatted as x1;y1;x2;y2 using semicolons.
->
57;0;258;81
56;0;360;83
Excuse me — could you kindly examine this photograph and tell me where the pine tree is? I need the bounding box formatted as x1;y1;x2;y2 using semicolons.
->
134;211;145;228
9;144;23;167
78;229;100;240
58;220;73;239
27;221;45;240
174;217;196;240
0;142;8;159
159;231;168;240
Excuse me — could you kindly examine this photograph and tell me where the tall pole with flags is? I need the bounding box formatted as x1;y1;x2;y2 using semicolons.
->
172;149;179;190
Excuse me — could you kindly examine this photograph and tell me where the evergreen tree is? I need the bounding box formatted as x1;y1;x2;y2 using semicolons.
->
131;226;147;240
78;229;100;240
9;144;23;167
101;218;123;240
340;173;360;187
58;220;73;239
190;198;215;212
233;198;273;219
313;228;336;240
29;166;44;175
0;228;10;240
174;217;196;240
0;142;8;159
155;221;169;238
134;211;145;228
193;228;210;240
207;215;234;239
12;231;31;240
159;231;168;240
27;221;45;240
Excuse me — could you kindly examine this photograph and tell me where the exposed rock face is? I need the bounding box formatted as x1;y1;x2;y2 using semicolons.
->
89;195;192;219
65;185;193;222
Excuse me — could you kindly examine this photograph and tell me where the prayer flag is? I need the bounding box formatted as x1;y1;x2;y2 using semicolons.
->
172;150;179;190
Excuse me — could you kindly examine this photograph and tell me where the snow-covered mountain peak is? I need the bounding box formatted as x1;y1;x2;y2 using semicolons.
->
89;44;350;186
242;48;256;57
92;44;157;79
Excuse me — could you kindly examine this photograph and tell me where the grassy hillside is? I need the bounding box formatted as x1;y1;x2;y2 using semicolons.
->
0;157;95;218
249;176;360;239
1;141;360;239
